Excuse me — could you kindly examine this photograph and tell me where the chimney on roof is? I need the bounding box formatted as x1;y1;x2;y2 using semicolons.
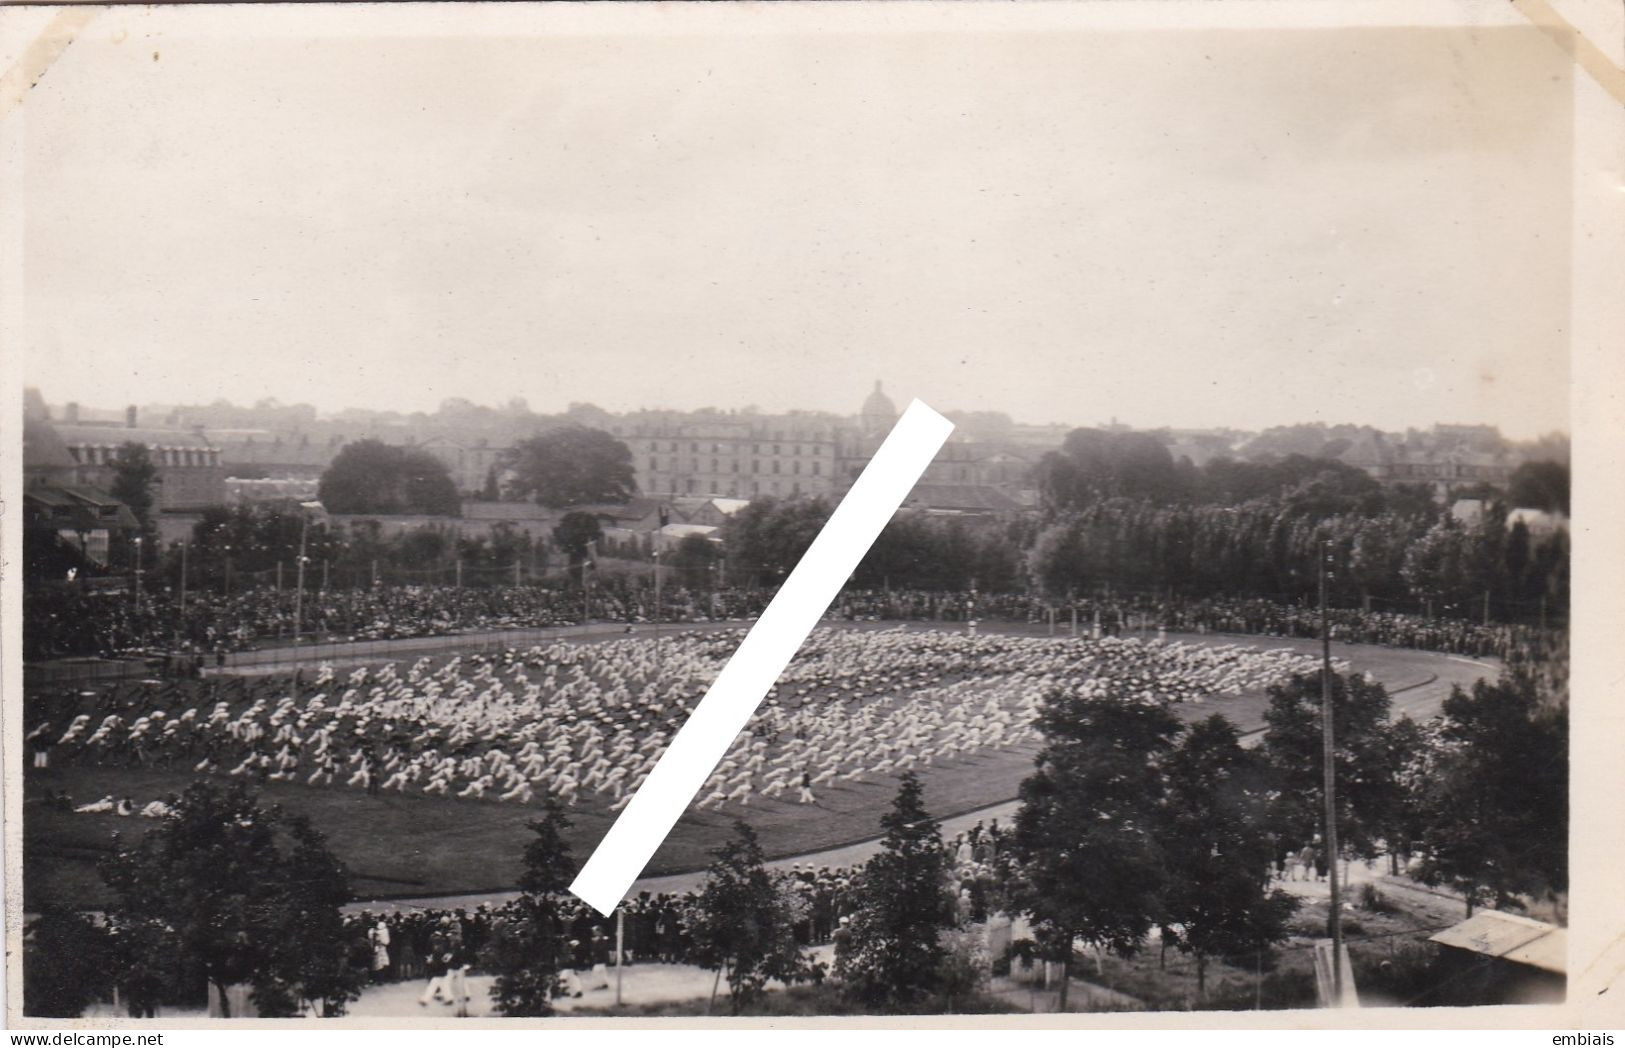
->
126;405;137;429
65;402;79;423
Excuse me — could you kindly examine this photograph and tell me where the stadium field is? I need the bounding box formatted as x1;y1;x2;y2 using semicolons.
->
21;625;1494;911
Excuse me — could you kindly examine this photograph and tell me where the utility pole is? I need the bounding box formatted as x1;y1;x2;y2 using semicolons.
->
292;512;310;700
1319;538;1343;1004
455;557;463;589
582;542;594;624
615;908;625;1005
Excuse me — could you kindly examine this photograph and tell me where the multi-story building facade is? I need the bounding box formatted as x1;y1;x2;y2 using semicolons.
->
608;410;843;499
610;382;1047;511
1338;424;1524;497
48;407;226;511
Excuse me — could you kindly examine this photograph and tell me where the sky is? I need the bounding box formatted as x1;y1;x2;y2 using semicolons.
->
17;11;1573;437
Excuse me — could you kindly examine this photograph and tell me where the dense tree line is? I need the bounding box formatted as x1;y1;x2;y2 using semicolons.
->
1028;497;1566;623
722;497;1023;592
156;505;552;590
1006;663;1567;1008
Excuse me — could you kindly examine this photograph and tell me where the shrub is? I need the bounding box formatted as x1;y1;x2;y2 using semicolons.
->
1360;883;1399;914
937;928;992;1004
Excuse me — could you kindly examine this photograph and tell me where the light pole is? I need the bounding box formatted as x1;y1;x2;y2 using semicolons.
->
1319;538;1344;1004
581;541;595;624
292;512;310;699
652;546;663;678
132;536;144;612
176;541;188;648
290;501;326;698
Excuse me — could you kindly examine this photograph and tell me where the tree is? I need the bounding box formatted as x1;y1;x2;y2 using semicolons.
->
723;497;831;586
669;533;721;589
1415;671;1568;914
260;816;366;1016
99;781;360;1017
1379;715;1435;875
1159;716;1299;998
1258;671;1402;862
1010;690;1181;1010
552;511;603;565
685;821;812;1014
1036;429;1189;509
23;910;114;1017
1506;460;1569;515
836;772;956;1008
110;441;159;568
110;441;158;527
318;439;460;516
506;427;636;508
483;799;578;1016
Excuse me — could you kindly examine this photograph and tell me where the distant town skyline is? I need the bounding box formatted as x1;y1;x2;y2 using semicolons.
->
24;384;1569;443
20;14;1572;440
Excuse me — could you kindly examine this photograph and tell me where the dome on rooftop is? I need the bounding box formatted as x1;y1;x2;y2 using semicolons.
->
860;381;897;431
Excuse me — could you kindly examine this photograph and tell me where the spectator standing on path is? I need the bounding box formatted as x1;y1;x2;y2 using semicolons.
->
832;916;853;968
1297;843;1316;883
368;919;391;984
589;925;613;990
417;928;451;1006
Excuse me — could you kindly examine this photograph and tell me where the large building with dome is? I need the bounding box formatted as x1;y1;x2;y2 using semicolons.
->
605;382;1050;512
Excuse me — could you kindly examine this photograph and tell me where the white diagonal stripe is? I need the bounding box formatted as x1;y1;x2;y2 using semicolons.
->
569;399;954;914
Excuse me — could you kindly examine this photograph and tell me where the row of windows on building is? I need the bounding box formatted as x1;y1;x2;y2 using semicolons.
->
70;445;220;468
639;439;834;457
650;457;823;476
664;478;807;497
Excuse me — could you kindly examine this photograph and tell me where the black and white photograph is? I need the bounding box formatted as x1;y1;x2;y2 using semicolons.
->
3;0;1620;1029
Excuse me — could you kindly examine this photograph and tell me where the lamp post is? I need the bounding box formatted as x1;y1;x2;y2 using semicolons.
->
132;536;144;611
290;503;325;698
176;541;188;649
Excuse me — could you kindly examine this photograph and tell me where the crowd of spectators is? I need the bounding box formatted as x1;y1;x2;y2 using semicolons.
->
339;817;1017;996
24;578;1561;665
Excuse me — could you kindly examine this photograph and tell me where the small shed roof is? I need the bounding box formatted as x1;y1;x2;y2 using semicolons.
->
1429;911;1566;975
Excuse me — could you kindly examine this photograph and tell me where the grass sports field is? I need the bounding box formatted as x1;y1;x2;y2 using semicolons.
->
22;624;1494;912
